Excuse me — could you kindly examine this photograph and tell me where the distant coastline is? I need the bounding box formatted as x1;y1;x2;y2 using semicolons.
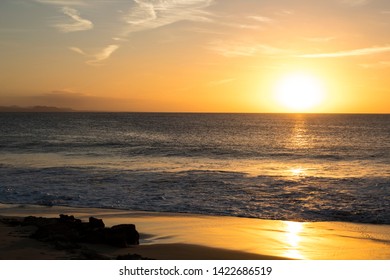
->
0;106;389;114
0;106;76;112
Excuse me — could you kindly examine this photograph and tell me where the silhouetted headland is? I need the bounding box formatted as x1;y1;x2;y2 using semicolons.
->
0;106;76;112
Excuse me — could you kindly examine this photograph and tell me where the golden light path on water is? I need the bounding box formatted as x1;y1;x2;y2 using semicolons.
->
0;113;378;180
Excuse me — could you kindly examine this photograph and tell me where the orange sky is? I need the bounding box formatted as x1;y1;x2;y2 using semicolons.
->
1;0;390;113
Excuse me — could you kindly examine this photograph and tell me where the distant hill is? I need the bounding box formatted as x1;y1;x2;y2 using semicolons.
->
0;106;76;112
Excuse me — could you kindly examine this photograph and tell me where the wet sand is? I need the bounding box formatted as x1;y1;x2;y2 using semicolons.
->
1;203;389;260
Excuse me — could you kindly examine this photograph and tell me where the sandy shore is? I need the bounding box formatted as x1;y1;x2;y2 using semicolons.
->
1;203;389;260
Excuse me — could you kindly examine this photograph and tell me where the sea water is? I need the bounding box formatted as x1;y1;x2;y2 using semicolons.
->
0;113;389;224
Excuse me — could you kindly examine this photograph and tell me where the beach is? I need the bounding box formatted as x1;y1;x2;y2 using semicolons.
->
1;203;389;260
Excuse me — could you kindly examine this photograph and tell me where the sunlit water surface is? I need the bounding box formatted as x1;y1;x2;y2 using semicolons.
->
0;113;389;224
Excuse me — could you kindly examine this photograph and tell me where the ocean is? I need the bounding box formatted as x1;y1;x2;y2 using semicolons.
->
0;113;389;224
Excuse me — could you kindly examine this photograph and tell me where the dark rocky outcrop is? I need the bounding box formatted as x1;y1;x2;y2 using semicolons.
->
0;105;75;112
0;215;148;260
21;214;139;248
108;224;140;247
88;217;105;229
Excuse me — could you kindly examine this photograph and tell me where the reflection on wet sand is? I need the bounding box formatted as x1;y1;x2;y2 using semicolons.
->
284;221;305;259
1;204;389;260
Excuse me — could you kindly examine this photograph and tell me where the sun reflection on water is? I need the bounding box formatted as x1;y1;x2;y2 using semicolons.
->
290;118;311;149
290;167;304;176
283;221;305;259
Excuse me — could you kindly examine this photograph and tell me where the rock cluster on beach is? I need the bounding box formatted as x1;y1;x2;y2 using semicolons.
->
22;214;140;248
0;214;148;260
0;214;147;259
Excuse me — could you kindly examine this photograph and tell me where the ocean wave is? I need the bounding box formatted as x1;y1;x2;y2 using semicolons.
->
0;165;389;224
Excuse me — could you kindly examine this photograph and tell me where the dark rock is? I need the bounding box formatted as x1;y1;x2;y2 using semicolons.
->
3;214;145;259
102;228;127;247
109;224;140;247
31;221;81;242
59;214;81;225
22;216;57;227
0;217;22;226
88;217;105;229
19;215;139;249
80;228;105;244
23;214;83;243
54;240;81;250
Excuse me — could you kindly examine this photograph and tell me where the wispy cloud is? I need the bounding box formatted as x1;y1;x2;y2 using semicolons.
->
35;0;86;6
88;44;119;65
360;61;390;69
208;40;289;57
340;0;372;7
54;6;93;32
303;36;336;43
36;0;287;65
70;45;119;65
126;0;157;25
247;15;274;24
217;22;260;30
298;45;390;58
275;10;294;16
208;78;236;86
69;46;86;55
64;0;214;64
123;0;214;35
112;37;129;42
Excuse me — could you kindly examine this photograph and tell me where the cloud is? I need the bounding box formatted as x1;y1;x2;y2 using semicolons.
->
70;44;119;65
123;0;213;35
35;0;86;6
208;40;289;57
360;61;390;69
69;46;86;55
340;0;372;7
275;10;294;16
54;6;93;32
217;22;261;30
208;78;236;86
87;45;120;65
65;0;213;64
247;16;274;24
126;0;157;25
298;45;390;58
112;37;129;42
303;36;335;42
211;13;276;31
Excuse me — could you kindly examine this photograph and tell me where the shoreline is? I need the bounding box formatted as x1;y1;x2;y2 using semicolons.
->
1;203;390;260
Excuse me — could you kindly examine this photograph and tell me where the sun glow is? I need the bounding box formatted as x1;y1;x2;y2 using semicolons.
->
275;73;326;112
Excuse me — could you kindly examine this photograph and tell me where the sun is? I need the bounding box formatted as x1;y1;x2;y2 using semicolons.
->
275;72;325;112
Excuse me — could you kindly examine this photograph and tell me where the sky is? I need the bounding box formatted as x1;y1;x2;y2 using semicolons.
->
0;0;390;113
